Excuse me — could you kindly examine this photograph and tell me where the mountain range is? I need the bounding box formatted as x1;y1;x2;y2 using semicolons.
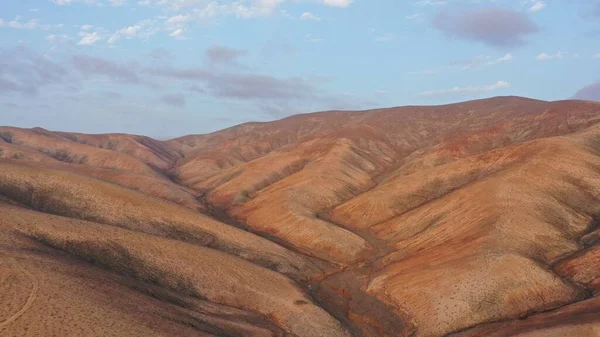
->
2;96;600;336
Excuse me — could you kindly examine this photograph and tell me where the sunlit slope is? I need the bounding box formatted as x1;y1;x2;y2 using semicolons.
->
3;97;600;336
0;161;327;278
0;127;162;176
0;203;348;337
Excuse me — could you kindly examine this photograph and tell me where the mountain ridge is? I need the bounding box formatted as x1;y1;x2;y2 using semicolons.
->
2;96;600;337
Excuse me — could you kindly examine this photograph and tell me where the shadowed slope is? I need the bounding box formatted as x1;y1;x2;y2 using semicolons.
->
169;97;554;183
52;131;182;170
356;130;600;336
0;160;328;279
0;127;162;176
3;97;600;336
0;203;348;337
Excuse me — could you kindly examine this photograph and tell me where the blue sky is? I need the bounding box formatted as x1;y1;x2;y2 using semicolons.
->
0;0;599;137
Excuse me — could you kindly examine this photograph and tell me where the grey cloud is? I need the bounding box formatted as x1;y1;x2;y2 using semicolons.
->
148;47;174;63
66;95;82;102
0;79;20;93
2;102;19;109
72;55;141;83
146;66;210;80
261;39;296;59
574;81;600;102
257;101;293;117
161;93;186;107
103;91;123;100
205;74;314;100
205;46;247;67
0;46;351;118
433;7;538;47
189;84;206;94
257;94;378;117
146;61;349;116
68;54;317;103
147;66;314;100
0;47;68;95
584;1;600;19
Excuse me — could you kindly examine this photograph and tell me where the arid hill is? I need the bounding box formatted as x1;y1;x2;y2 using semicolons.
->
2;96;600;336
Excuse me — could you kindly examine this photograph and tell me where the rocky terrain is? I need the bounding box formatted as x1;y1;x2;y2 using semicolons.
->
2;96;600;336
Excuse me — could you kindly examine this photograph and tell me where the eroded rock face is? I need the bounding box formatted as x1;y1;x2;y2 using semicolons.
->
3;97;600;336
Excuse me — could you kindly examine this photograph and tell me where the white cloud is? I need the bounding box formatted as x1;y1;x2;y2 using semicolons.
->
594;53;600;59
280;9;295;20
169;29;184;37
108;20;158;44
52;0;126;6
0;17;63;30
77;31;103;45
305;34;324;43
46;34;71;43
414;0;446;6
412;53;513;77
119;25;141;37
109;25;141;43
165;14;193;26
49;0;353;48
375;89;388;95
487;53;513;65
375;33;395;42
169;28;188;40
53;0;354;45
536;51;565;61
321;0;352;7
141;0;284;17
300;12;321;21
406;13;422;20
419;80;511;97
528;1;546;12
452;53;514;70
144;0;351;20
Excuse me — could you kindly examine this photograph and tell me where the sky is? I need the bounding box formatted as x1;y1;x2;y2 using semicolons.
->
0;0;599;137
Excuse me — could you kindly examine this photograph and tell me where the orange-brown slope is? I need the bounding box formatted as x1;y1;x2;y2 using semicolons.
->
0;127;204;211
169;97;556;186
172;98;600;266
0;127;161;177
449;295;600;337
184;126;396;265
331;128;600;337
53;131;182;170
162;97;600;336
3;96;600;337
330;100;600;230
0;160;329;279
0;203;349;337
15;159;203;211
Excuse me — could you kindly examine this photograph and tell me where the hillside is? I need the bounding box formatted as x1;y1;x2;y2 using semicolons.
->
2;96;600;336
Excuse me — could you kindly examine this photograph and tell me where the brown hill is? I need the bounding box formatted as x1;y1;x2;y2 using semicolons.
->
2;96;600;336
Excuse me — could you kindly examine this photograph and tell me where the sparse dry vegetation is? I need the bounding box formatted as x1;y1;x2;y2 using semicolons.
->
41;149;88;164
2;98;600;337
0;131;14;143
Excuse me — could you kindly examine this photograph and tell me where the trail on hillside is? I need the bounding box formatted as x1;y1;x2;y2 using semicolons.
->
0;259;38;330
